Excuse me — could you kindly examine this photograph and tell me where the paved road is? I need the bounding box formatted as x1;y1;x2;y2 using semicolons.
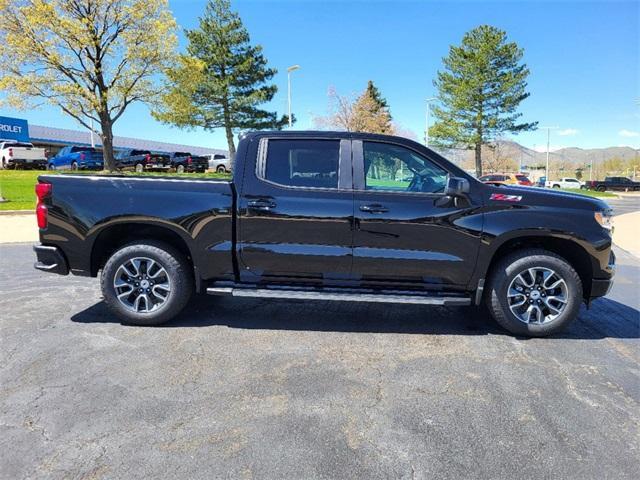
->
605;195;640;216
1;243;638;479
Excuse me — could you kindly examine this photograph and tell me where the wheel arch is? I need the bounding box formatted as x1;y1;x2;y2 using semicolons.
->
89;222;196;280
482;235;594;300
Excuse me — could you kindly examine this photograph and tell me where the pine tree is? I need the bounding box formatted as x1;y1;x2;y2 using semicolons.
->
154;0;287;164
430;25;537;176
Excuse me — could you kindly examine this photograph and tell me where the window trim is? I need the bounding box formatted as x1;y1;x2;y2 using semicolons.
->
255;137;348;192
352;139;450;197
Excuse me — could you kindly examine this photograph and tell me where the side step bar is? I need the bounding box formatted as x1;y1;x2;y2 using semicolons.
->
206;287;471;306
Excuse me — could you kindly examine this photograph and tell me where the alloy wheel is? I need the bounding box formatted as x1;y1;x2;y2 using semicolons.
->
113;257;171;313
507;267;569;325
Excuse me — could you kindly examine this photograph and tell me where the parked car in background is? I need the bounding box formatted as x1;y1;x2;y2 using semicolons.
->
535;176;547;188
115;149;170;172
479;173;532;186
0;140;47;170
584;177;640;192
48;146;103;171
168;152;208;173
545;177;585;189
208;153;231;173
34;131;615;337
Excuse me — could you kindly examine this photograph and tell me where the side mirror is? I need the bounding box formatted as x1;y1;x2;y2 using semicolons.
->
444;176;470;196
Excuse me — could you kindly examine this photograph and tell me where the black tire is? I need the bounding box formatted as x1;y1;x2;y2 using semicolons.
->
553;184;560;189
486;248;582;337
71;161;78;171
176;164;185;174
216;165;226;174
48;163;56;171
100;241;193;325
597;185;606;192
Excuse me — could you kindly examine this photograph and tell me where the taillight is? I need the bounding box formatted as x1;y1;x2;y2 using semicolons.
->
80;153;85;161
145;153;151;163
8;148;13;157
187;156;192;164
35;182;52;229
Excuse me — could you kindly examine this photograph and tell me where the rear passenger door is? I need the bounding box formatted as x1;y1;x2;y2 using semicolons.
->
238;137;354;284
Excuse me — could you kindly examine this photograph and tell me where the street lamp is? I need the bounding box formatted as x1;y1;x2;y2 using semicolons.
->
540;126;559;181
287;65;300;129
425;97;437;147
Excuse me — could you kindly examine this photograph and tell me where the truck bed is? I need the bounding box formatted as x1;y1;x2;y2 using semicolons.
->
38;174;236;281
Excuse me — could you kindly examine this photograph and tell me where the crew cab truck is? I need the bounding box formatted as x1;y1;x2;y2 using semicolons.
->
168;152;209;173
48;146;103;171
585;177;640;192
545;177;585;189
0;141;47;169
33;131;615;337
115;149;170;172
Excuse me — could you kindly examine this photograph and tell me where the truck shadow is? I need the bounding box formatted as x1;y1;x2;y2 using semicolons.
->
71;296;639;339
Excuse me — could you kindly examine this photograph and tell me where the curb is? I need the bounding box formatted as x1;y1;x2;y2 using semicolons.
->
0;210;33;216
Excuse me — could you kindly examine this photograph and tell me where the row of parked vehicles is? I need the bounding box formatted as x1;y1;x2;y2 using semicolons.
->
478;172;640;192
0;140;230;173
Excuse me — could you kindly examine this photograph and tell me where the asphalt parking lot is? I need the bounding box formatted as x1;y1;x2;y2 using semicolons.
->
1;243;638;479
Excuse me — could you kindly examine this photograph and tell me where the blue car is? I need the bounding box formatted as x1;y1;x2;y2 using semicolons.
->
48;146;103;171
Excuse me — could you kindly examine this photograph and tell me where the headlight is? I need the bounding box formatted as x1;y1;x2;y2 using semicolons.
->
594;211;613;231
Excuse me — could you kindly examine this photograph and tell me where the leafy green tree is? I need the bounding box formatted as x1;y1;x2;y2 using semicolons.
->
430;25;537;176
0;0;177;171
154;0;288;164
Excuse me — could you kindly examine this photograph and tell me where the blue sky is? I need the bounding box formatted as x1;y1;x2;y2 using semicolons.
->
2;0;638;151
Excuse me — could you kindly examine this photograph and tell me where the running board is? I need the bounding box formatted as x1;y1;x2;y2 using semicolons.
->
206;287;471;306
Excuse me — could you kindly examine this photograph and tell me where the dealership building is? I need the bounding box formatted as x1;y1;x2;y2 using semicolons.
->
0;115;228;158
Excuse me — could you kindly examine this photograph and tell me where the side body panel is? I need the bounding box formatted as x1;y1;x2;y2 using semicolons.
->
38;175;235;280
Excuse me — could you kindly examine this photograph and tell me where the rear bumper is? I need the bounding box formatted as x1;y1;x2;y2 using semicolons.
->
7;158;47;168
33;245;69;275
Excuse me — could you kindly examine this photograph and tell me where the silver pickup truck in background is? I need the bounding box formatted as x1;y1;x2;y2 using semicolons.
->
0;140;47;170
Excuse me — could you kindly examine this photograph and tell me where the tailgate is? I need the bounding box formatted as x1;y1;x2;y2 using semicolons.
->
15;147;46;160
151;154;170;165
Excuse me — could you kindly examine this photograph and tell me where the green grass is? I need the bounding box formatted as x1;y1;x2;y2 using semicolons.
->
0;169;231;211
560;188;617;198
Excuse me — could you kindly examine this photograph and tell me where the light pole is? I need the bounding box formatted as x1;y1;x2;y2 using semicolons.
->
425;97;437;147
287;65;300;129
540;126;559;181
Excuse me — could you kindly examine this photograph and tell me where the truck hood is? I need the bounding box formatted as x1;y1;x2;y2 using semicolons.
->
485;185;611;212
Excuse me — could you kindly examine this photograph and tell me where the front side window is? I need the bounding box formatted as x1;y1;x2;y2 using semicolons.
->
263;139;339;189
363;141;447;193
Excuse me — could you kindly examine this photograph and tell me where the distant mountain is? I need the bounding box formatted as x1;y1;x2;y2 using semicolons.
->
437;140;639;170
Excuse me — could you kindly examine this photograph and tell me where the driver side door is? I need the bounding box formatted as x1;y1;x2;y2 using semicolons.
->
351;139;483;288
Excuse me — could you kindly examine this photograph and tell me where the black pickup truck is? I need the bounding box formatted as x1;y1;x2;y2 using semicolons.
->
33;131;615;336
584;177;640;192
115;149;171;172
168;151;209;173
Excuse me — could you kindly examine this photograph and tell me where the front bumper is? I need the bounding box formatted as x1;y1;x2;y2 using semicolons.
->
34;245;69;275
590;250;615;298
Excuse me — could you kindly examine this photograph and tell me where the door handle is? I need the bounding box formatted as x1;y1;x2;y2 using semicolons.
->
359;204;389;214
247;199;276;212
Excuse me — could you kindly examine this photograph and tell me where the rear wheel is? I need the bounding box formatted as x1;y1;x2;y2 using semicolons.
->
176;164;185;174
101;241;193;325
216;165;226;174
553;184;561;189
71;161;78;171
486;249;582;336
48;163;56;171
135;163;144;173
597;185;606;192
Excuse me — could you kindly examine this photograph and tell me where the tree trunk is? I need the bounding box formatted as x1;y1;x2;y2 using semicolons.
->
224;124;236;171
100;115;115;172
475;142;482;177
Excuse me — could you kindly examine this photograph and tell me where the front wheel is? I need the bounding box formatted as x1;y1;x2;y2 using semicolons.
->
597;185;606;192
100;241;193;325
71;161;78;171
216;165;227;174
176;164;185;174
486;249;582;337
553;184;560;189
135;163;144;173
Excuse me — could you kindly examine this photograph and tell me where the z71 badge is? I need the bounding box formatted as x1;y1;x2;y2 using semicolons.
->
490;193;522;202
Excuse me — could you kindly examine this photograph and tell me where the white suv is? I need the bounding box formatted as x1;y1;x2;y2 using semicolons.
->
546;177;585;189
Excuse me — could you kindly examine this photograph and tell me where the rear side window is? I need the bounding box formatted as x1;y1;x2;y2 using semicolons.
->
263;139;339;189
515;175;529;181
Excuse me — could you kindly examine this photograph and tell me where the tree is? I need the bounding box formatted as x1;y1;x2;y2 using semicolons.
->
153;0;287;164
430;25;537;176
314;82;394;134
0;0;177;171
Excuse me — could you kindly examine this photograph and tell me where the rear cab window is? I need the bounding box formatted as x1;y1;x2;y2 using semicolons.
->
261;139;340;189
